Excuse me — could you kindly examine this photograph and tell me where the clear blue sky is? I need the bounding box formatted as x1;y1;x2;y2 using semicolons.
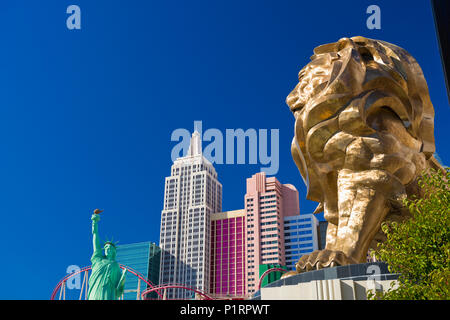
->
0;0;448;299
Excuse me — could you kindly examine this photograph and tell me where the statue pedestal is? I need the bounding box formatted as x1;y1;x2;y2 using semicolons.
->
253;262;399;300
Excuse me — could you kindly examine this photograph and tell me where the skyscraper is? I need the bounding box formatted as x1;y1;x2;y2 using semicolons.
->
283;214;319;270
209;209;246;298
115;241;161;300
159;131;222;299
244;172;299;296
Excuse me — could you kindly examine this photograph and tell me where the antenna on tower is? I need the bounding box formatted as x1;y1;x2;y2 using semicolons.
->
187;130;202;156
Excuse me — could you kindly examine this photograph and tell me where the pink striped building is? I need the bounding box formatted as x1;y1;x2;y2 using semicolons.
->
209;209;246;298
245;172;299;295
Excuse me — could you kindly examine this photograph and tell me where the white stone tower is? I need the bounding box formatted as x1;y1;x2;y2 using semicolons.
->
159;131;222;299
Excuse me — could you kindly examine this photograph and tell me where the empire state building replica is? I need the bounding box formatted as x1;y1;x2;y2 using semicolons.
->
159;131;222;299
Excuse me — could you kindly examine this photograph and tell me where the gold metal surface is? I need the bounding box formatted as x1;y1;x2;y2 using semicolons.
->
286;36;443;273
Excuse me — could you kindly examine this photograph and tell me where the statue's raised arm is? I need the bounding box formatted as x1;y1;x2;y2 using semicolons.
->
91;209;103;253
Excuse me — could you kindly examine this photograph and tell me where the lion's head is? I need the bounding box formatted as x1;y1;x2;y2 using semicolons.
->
286;36;440;208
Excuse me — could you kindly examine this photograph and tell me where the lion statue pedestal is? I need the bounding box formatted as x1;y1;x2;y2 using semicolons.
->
252;262;399;300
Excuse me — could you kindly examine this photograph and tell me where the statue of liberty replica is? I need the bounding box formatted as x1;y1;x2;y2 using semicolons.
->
87;209;127;300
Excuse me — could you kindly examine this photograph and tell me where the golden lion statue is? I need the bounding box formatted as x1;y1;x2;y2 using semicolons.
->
285;36;443;273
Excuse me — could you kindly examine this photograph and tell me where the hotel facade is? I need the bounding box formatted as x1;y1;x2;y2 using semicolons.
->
209;209;246;298
244;172;299;295
283;214;319;270
116;241;161;300
158;131;222;299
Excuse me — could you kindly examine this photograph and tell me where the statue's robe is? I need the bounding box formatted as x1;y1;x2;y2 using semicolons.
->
87;249;122;300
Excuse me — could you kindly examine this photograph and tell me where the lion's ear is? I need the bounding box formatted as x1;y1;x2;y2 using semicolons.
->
313;42;338;55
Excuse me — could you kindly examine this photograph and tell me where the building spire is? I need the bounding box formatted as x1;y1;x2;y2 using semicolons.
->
187;130;202;156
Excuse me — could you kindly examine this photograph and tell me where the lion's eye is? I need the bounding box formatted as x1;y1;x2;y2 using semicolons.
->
314;69;326;76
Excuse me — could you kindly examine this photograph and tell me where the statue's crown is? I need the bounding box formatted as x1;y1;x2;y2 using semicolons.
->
103;237;119;249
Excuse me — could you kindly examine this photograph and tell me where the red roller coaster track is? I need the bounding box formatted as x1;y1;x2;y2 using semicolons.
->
140;283;214;300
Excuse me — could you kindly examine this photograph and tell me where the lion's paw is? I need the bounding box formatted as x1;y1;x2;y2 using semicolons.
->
294;249;357;273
